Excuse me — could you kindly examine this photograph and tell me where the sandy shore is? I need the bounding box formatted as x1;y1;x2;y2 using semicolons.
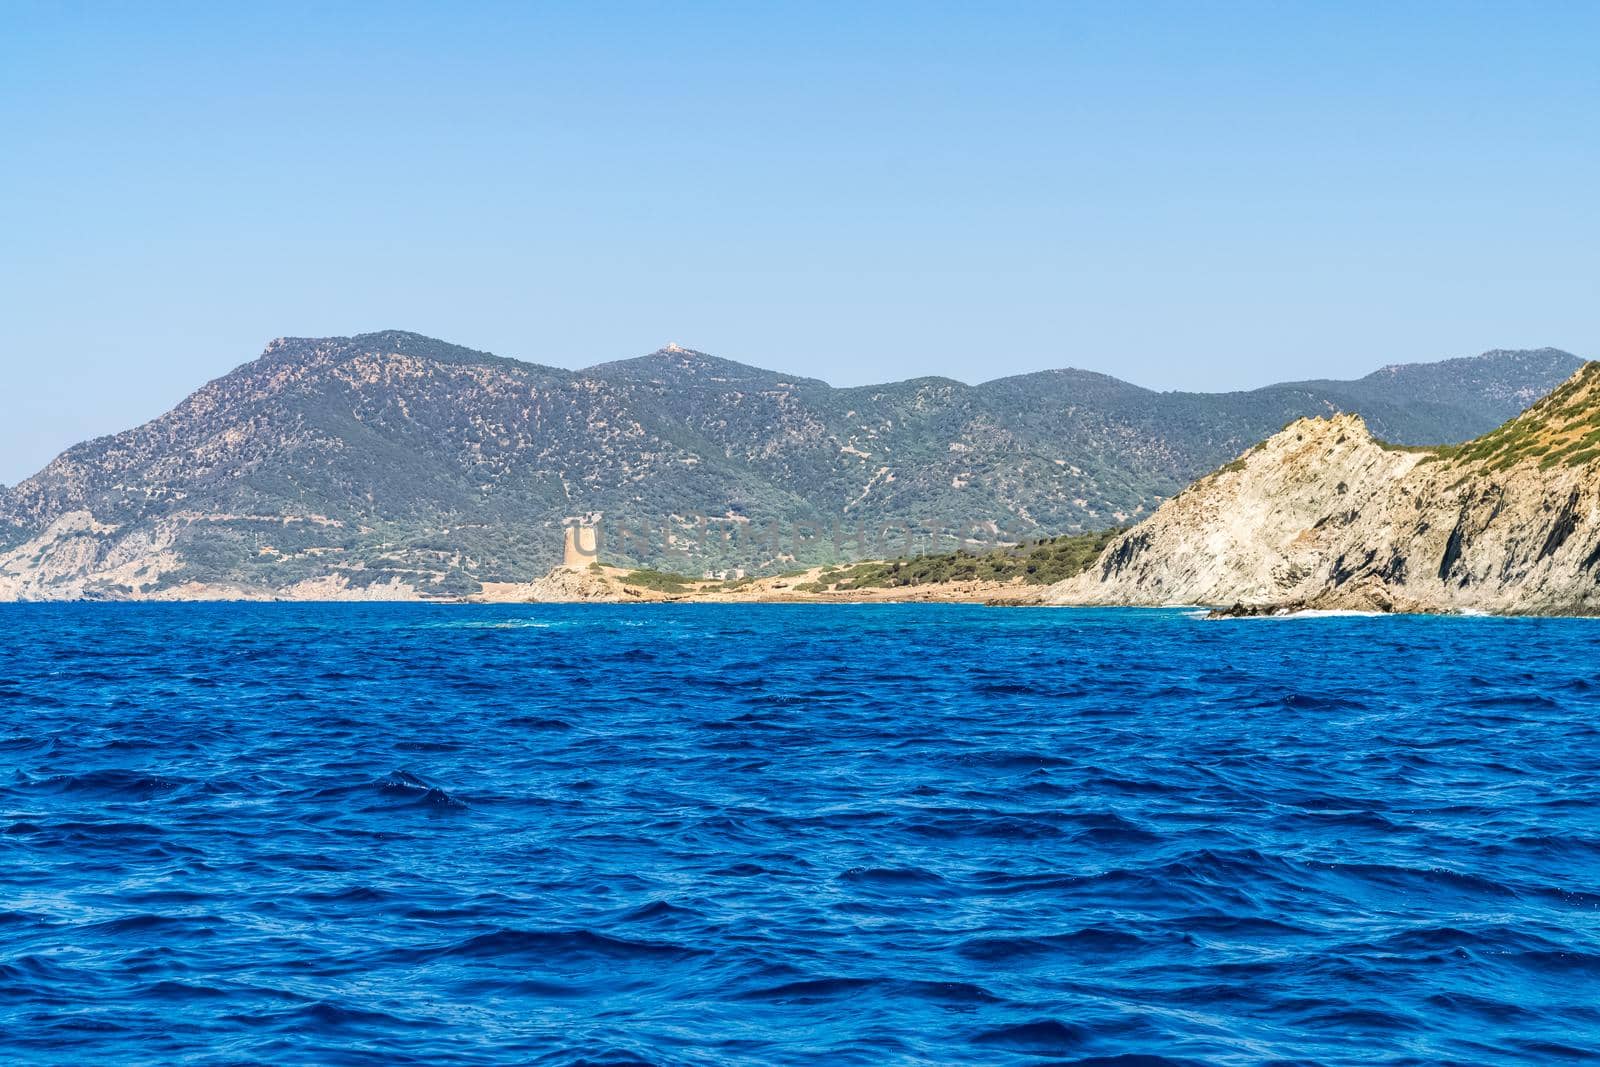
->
473;564;1045;606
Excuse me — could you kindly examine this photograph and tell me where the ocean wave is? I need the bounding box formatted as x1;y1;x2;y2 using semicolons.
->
1;602;1596;1064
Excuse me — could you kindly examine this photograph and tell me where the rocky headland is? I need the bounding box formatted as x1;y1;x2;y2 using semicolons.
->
1048;363;1600;616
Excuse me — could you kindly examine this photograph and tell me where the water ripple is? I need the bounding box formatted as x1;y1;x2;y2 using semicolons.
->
1;603;1598;1064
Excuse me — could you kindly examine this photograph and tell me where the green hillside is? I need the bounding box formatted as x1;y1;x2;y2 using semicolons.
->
0;332;1582;597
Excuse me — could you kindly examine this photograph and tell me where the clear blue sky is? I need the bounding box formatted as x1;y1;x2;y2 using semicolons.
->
2;2;1595;484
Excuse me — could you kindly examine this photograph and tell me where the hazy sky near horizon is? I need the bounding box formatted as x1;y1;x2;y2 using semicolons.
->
2;2;1596;484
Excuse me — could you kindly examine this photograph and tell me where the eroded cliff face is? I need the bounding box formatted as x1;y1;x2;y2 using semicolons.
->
0;511;427;602
0;512;183;601
1049;364;1600;615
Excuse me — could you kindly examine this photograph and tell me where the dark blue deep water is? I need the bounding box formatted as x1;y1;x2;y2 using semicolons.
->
2;605;1598;1065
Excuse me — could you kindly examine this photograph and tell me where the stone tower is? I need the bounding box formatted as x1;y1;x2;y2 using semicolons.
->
562;514;601;569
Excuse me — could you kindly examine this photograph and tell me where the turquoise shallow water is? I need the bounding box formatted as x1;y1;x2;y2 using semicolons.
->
2;603;1598;1064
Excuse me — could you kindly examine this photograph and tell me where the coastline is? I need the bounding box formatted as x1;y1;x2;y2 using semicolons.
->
470;563;1048;606
0;562;1044;606
6;582;1597;618
7;560;1599;617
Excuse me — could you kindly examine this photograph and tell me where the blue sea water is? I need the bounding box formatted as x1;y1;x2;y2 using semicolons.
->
1;604;1598;1065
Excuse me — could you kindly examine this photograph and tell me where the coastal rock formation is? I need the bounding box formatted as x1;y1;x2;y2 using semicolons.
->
478;567;633;604
0;510;183;600
1048;363;1600;615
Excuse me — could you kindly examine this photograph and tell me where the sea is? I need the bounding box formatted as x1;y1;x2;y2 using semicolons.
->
2;603;1597;1065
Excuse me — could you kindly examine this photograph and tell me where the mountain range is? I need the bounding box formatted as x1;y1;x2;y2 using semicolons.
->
0;331;1584;599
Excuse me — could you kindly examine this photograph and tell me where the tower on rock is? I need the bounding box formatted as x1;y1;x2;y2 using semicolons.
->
562;513;602;569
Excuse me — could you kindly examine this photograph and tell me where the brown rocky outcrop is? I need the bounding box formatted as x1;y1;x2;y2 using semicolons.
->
1049;364;1600;616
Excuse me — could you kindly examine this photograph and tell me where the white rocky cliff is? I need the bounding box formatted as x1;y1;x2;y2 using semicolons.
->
1049;363;1600;616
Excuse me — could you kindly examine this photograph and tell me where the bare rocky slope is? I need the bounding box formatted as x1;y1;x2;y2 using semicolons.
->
1048;363;1600;615
0;331;1583;600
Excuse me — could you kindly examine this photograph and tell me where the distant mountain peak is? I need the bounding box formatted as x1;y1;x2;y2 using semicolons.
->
1369;346;1581;377
1478;346;1574;359
248;330;536;374
644;343;716;362
581;345;803;386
